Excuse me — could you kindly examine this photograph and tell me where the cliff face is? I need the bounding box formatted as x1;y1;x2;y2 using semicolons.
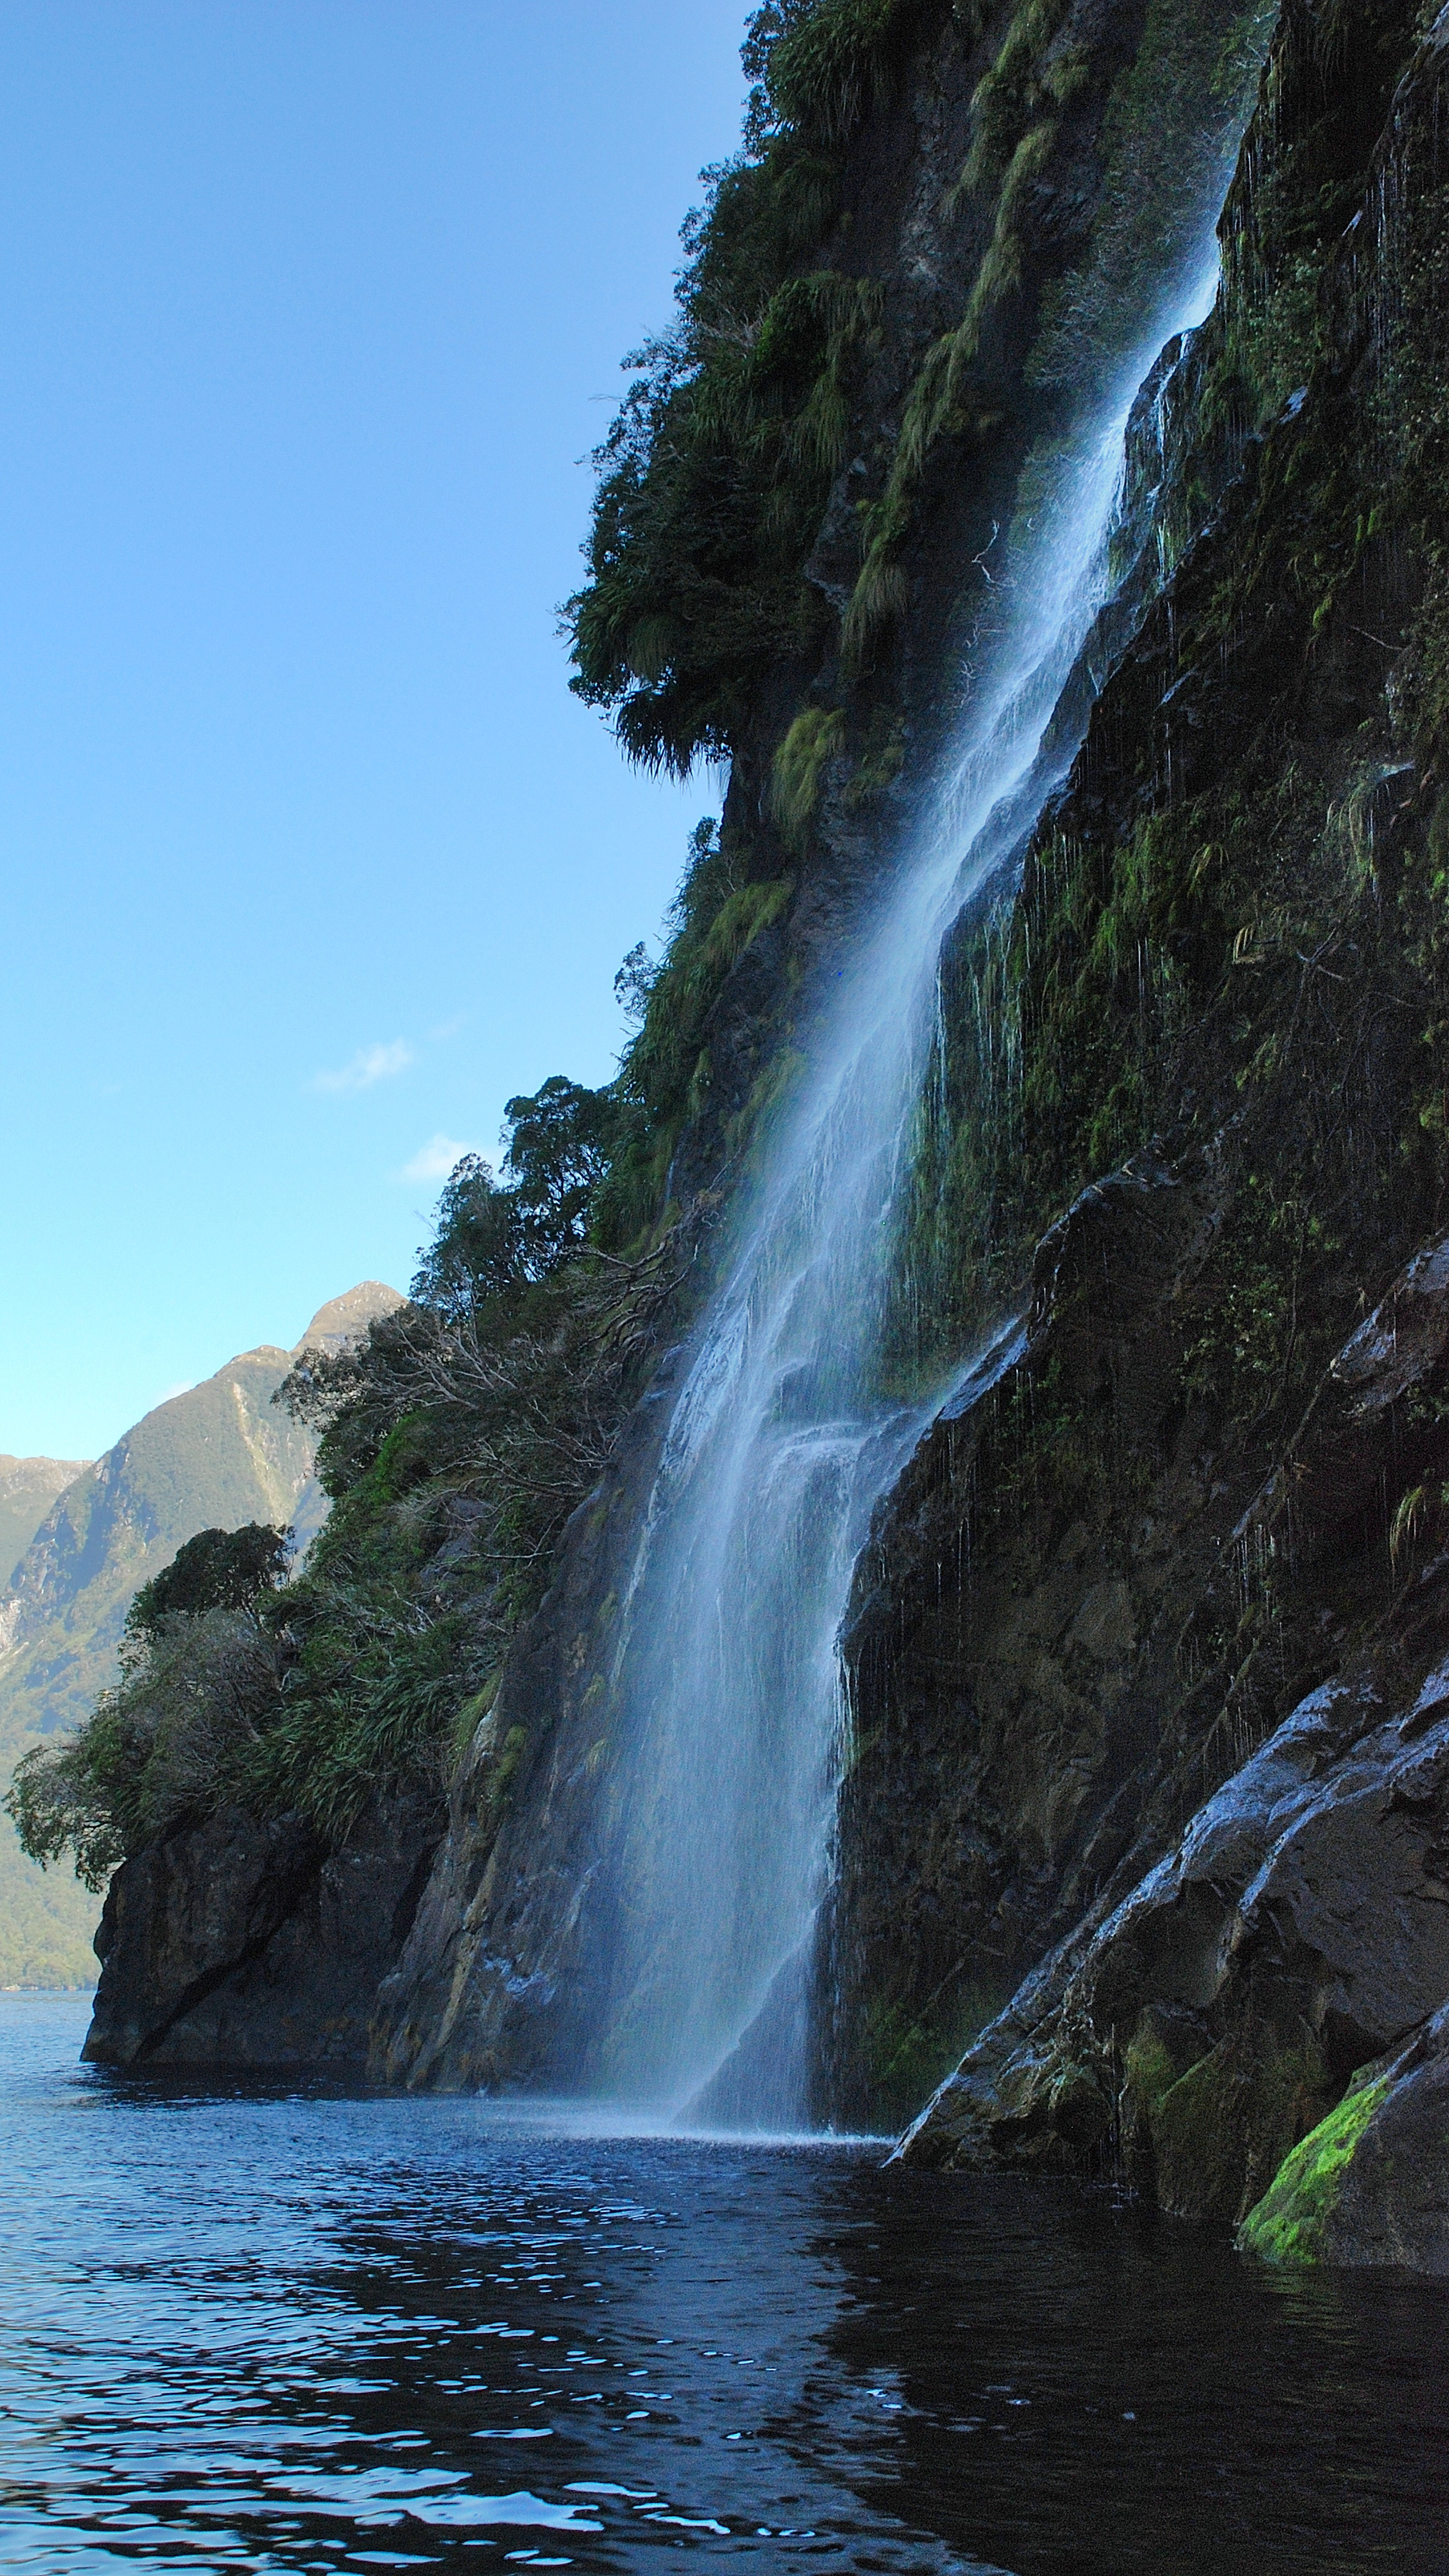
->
374;0;1449;2271
74;0;1449;2268
839;0;1449;2263
82;1793;440;2072
368;0;1275;2100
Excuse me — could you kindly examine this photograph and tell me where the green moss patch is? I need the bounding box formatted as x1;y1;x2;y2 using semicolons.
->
1237;2078;1390;2265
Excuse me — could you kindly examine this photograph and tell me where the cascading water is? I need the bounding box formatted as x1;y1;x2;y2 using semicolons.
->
590;86;1271;2130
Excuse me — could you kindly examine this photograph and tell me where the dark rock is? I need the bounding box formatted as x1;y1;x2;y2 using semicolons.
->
369;1374;682;2092
818;1149;1237;2132
1239;1999;1449;2274
83;1794;441;2070
897;1219;1449;2258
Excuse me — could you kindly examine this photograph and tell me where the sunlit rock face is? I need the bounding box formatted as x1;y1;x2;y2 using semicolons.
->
0;1457;89;1600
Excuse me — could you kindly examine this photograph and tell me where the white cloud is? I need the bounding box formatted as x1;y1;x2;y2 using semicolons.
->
397;1133;479;1187
313;1038;414;1095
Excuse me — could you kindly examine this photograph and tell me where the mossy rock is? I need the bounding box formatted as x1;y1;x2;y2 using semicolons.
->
1124;2006;1332;2223
1237;2078;1390;2266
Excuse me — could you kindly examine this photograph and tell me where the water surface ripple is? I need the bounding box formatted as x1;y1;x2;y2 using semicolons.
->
2;1997;1446;2575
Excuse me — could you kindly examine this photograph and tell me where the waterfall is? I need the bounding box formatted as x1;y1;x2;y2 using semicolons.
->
588;138;1266;2130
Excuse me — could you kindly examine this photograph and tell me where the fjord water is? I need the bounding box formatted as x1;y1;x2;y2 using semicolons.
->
593;250;1241;2120
4;1995;1447;2576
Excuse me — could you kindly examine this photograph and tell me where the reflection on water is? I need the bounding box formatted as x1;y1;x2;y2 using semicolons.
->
1;1995;1446;2574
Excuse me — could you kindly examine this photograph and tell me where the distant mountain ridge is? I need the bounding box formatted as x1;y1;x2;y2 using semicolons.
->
0;1282;402;1986
0;1456;90;1594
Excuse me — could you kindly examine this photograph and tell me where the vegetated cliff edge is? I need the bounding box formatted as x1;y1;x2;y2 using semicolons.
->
369;0;1281;2097
73;0;1449;2271
0;1285;399;1991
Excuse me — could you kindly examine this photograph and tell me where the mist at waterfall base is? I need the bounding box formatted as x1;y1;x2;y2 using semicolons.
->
585;242;1243;2126
5;1995;1447;2576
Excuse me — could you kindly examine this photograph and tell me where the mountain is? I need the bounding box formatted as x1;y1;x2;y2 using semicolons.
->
0;1457;89;1594
0;1283;401;1985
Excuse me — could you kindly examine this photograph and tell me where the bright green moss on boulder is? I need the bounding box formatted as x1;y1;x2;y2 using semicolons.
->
1237;2078;1390;2266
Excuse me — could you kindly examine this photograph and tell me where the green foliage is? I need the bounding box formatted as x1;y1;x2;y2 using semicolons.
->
771;706;846;846
746;0;924;150
256;1230;685;1833
7;1609;290;1889
6;1060;693;1872
409;1080;616;1325
956;0;1073;197
407;1156;526;1326
242;1583;469;1842
502;1076;617;1263
613;940;659;1027
566;1;907;772
594;818;795;1247
125;1522;291;1648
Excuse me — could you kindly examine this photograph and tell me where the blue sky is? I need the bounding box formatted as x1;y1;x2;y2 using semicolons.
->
0;0;748;1462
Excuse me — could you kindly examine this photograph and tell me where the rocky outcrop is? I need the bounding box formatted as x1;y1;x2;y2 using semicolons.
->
1239;1999;1449;2273
895;1218;1449;2251
84;1794;440;2070
818;1150;1241;2128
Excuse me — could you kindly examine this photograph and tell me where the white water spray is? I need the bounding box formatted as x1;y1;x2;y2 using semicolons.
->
591;240;1238;2125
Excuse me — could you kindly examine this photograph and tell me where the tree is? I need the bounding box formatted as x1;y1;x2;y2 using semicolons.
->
125;1523;292;1648
409;1081;617;1323
409;1154;527;1323
502;1076;616;1271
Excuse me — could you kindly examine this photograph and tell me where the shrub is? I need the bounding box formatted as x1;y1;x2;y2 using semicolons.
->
7;1609;289;1888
